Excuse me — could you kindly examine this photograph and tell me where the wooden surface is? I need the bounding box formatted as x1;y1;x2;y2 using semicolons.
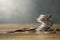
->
0;24;60;40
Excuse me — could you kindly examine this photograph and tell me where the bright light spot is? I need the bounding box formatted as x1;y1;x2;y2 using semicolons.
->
0;0;16;19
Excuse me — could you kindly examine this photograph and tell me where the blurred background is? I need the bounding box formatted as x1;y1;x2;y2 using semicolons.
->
0;1;60;40
0;0;60;24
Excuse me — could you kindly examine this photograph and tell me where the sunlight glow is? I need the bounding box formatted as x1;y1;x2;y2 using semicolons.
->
0;0;16;19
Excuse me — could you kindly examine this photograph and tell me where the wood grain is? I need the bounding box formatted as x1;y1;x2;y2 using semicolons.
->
0;24;60;40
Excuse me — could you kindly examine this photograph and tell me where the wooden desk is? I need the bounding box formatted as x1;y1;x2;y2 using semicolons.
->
0;24;60;40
